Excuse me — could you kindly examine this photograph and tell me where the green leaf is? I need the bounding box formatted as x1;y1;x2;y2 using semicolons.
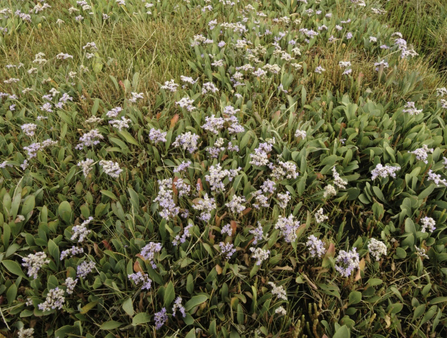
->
101;190;118;201
348;291;362;305
119;130;139;146
80;302;98;314
185;328;196;338
132;312;151;326
123;298;135;317
21;195;35;216
185;294;208;311
186;274;194;294
58;201;72;224
333;324;350;338
48;239;60;263
429;297;447;305
100;321;124;330
6;283;17;304
2;260;26;277
164;281;175;308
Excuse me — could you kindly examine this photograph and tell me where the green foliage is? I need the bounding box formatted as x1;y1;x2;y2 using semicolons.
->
0;0;447;337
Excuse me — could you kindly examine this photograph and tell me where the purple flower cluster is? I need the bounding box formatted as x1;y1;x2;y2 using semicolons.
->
60;246;84;260
192;193;217;222
335;248;359;277
172;223;193;246
128;271;152;290
153;178;180;220
140;242;162;269
274;214;301;243
172;297;186;318
219;242;236;260
154;307;168;330
172;132;200;153
149;128;167;144
371;163;401;180
75;129;104;150
77;260;96;278
71;217;93;243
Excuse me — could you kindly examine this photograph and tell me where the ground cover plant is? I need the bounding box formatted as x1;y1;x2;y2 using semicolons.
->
1;0;447;337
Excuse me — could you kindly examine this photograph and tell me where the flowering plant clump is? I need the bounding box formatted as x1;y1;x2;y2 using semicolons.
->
3;0;447;336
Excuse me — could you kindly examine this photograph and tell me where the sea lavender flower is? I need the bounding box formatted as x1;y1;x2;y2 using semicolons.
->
109;116;131;131
226;195;246;214
161;79;179;92
106;107;123;118
250;139;274;166
221;223;233;237
23;143;42;159
205;164;241;191
250;247;270;265
172;132;200;153
415;246;429;259
174;178;190;197
172;297;186;318
332;167;348;189
65;277;78;295
219;242;236;259
17;327;34;338
192;193;216;222
149;128;167;144
154;308;168;330
202;115;225;134
75;129;104;150
323;184;337;198
22;252;50;279
128;271;152;290
21;124;37;137
371;163;401;180
402;101;423;115
77;158;95;178
276;191;291;209
38;287;65;311
275;306;287;316
315;66;326;74
306;235;326;258
129;92;144;103
275;215;301;243
71;217;93;243
271;161;299;180
172;223;193;246
427;170;447;187
77;260;96;278
268;282;287;300
367;238;387;261
140;242;162;269
99;160;123;178
153;178;180;220
315;208;328;224
60;246;84;260
173;160;191;173
176;97;196;111
410;144;433;164
436;87;447;97
374;60;389;71
335;248;360;277
249;223;265;245
295;129;306;138
420;216;436;233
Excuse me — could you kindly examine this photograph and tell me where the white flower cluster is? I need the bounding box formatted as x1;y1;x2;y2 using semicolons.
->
295;129;306;138
427;170;447;187
268;282;287;300
274;214;301;243
38;287;65;311
332;167;348;189
22;252;50;279
205;164;241;191
176;97;196;111
306;235;326;258
109;116;131;131
410;144;433;164
226;195;246;214
420;216;436;233
172;132;200;153
271;161;299;180
99;160;123;178
315;208;328;224
21;123;37;137
153;178;180;220
250;247;270;265
77;260;96;278
77;158;95;178
371;163;401;180
367;238;387;261
323;184;337;198
75;129;104;150
402;101;423;115
192;193;216;222
71;217;93;243
65;277;78;294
